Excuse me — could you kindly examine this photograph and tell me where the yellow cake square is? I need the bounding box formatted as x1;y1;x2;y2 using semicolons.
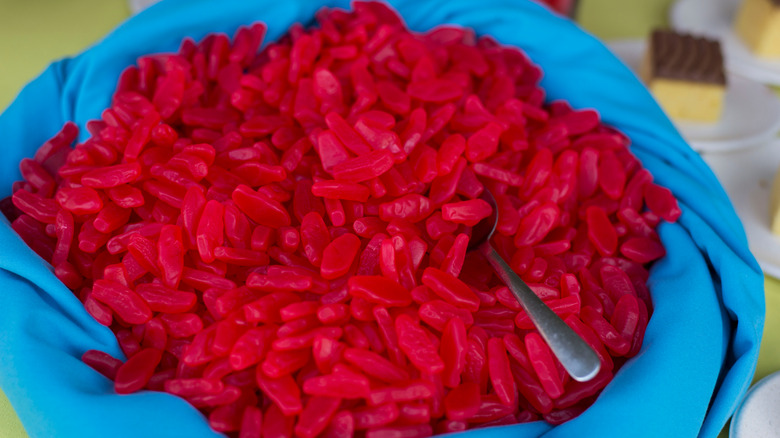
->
640;30;727;123
734;0;780;58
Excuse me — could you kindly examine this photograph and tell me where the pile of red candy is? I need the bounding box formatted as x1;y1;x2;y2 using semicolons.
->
4;2;680;437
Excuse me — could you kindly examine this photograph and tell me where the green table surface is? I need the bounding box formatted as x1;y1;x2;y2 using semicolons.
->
0;0;772;437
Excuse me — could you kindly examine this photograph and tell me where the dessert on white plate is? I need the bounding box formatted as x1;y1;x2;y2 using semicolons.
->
733;0;780;59
609;37;780;152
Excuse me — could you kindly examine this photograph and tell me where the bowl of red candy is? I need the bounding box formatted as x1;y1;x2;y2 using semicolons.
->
0;0;763;437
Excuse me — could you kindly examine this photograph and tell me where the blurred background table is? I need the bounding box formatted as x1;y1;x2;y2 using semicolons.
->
0;0;773;437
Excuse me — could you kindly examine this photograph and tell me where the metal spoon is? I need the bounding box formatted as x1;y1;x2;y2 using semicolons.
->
469;188;601;382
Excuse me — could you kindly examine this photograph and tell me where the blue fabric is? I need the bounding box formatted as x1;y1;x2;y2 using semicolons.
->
0;0;764;437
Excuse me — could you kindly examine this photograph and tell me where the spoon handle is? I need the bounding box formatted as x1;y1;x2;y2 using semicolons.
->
482;244;601;382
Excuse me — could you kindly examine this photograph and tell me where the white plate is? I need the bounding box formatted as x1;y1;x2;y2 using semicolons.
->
702;140;780;278
730;370;780;437
670;0;780;85
607;39;780;152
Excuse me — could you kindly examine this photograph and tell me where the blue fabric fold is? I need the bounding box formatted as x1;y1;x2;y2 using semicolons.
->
0;0;764;437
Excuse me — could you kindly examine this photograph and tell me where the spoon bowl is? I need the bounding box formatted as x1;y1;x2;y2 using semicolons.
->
469;188;601;382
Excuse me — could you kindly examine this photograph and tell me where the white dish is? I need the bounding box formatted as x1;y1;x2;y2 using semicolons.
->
607;39;780;152
730;370;780;437
670;0;780;85
702;140;780;278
